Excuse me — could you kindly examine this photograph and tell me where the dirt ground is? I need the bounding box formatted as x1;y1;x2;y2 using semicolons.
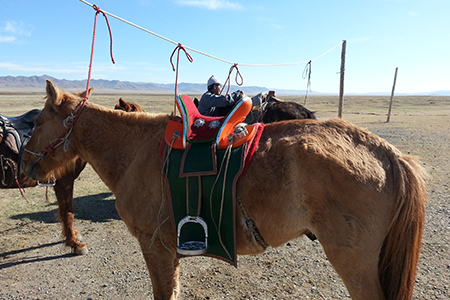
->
0;93;449;299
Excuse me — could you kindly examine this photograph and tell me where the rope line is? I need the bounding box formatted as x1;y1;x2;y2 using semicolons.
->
302;60;312;105
78;0;341;68
86;4;115;97
170;43;193;114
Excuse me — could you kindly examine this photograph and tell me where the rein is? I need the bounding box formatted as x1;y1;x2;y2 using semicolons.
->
26;100;88;162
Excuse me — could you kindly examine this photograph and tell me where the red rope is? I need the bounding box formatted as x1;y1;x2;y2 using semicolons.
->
170;43;193;115
220;63;243;97
86;4;115;97
40;4;115;158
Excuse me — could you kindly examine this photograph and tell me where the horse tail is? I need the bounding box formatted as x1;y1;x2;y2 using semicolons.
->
379;154;427;300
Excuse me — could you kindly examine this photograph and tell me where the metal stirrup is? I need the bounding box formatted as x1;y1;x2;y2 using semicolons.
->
176;215;208;255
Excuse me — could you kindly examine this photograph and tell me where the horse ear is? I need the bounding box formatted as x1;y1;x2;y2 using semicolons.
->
45;80;62;105
119;98;126;106
78;87;94;99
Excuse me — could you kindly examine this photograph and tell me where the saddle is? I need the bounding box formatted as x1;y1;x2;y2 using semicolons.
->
163;95;264;265
165;94;257;150
0;109;40;154
1;109;40;188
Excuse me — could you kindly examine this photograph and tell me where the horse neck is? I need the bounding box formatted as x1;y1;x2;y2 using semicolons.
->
71;103;168;193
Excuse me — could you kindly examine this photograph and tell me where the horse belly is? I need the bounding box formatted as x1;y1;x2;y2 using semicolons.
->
237;165;311;249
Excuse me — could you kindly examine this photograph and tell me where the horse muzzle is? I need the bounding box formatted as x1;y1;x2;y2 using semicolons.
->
21;161;39;181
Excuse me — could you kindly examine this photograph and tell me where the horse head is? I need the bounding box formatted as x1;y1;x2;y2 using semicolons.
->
21;80;93;182
114;98;144;112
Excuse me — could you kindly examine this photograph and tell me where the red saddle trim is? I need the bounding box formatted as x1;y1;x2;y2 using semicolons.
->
241;123;265;175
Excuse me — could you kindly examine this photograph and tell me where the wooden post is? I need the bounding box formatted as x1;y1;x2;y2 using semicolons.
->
386;67;398;123
338;40;346;118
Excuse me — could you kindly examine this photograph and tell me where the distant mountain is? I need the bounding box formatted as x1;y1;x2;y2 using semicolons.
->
1;75;448;96
0;75;174;93
0;75;311;96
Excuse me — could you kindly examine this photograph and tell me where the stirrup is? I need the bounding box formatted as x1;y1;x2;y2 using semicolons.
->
37;180;56;187
177;215;208;255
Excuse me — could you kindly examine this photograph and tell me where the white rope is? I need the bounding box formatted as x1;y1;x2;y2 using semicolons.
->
78;0;341;67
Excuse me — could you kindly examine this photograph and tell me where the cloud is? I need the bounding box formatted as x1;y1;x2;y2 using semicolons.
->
177;0;244;10
0;36;16;43
3;21;34;36
0;62;86;74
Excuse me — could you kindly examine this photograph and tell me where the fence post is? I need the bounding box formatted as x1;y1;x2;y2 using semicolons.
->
338;40;346;118
386;67;398;123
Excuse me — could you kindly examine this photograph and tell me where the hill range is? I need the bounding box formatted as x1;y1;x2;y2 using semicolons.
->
0;75;449;96
0;75;308;96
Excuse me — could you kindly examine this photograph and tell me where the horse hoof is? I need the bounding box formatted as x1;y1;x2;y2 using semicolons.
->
74;246;88;255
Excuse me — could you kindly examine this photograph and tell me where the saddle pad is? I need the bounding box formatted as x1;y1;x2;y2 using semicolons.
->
180;142;217;175
163;143;247;266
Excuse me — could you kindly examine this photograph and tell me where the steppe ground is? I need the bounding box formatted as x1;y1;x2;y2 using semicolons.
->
0;92;449;299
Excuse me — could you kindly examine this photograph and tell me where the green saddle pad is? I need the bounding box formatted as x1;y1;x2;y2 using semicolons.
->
163;142;246;266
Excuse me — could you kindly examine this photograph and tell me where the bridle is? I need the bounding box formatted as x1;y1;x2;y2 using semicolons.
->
24;98;87;164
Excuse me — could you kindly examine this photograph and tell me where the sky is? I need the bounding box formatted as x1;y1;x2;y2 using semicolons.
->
1;0;449;94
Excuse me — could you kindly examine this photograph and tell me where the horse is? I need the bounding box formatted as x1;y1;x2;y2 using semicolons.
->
114;97;144;112
193;96;316;124
21;80;427;300
1;96;143;255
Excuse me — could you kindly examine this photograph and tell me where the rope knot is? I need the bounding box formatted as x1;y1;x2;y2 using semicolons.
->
170;43;193;71
92;4;102;14
90;3;115;66
220;63;243;96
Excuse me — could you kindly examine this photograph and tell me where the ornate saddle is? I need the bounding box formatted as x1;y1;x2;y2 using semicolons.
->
163;95;264;265
0;109;40;154
165;94;257;150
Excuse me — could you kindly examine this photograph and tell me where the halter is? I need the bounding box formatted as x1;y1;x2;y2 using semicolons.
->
24;99;87;163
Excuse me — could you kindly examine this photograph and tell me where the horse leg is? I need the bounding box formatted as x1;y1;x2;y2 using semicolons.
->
53;158;87;254
313;213;387;300
137;234;180;300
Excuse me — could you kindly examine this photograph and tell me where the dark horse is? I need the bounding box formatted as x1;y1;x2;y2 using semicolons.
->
193;95;316;123
0;97;143;254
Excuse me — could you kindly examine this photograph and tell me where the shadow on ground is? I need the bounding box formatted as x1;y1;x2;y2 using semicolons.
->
11;192;120;223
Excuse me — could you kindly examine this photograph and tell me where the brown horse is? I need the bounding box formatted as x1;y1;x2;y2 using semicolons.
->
114;97;144;112
22;80;427;300
1;96;143;255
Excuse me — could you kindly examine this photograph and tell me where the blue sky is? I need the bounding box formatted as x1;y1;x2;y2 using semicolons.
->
1;0;449;94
